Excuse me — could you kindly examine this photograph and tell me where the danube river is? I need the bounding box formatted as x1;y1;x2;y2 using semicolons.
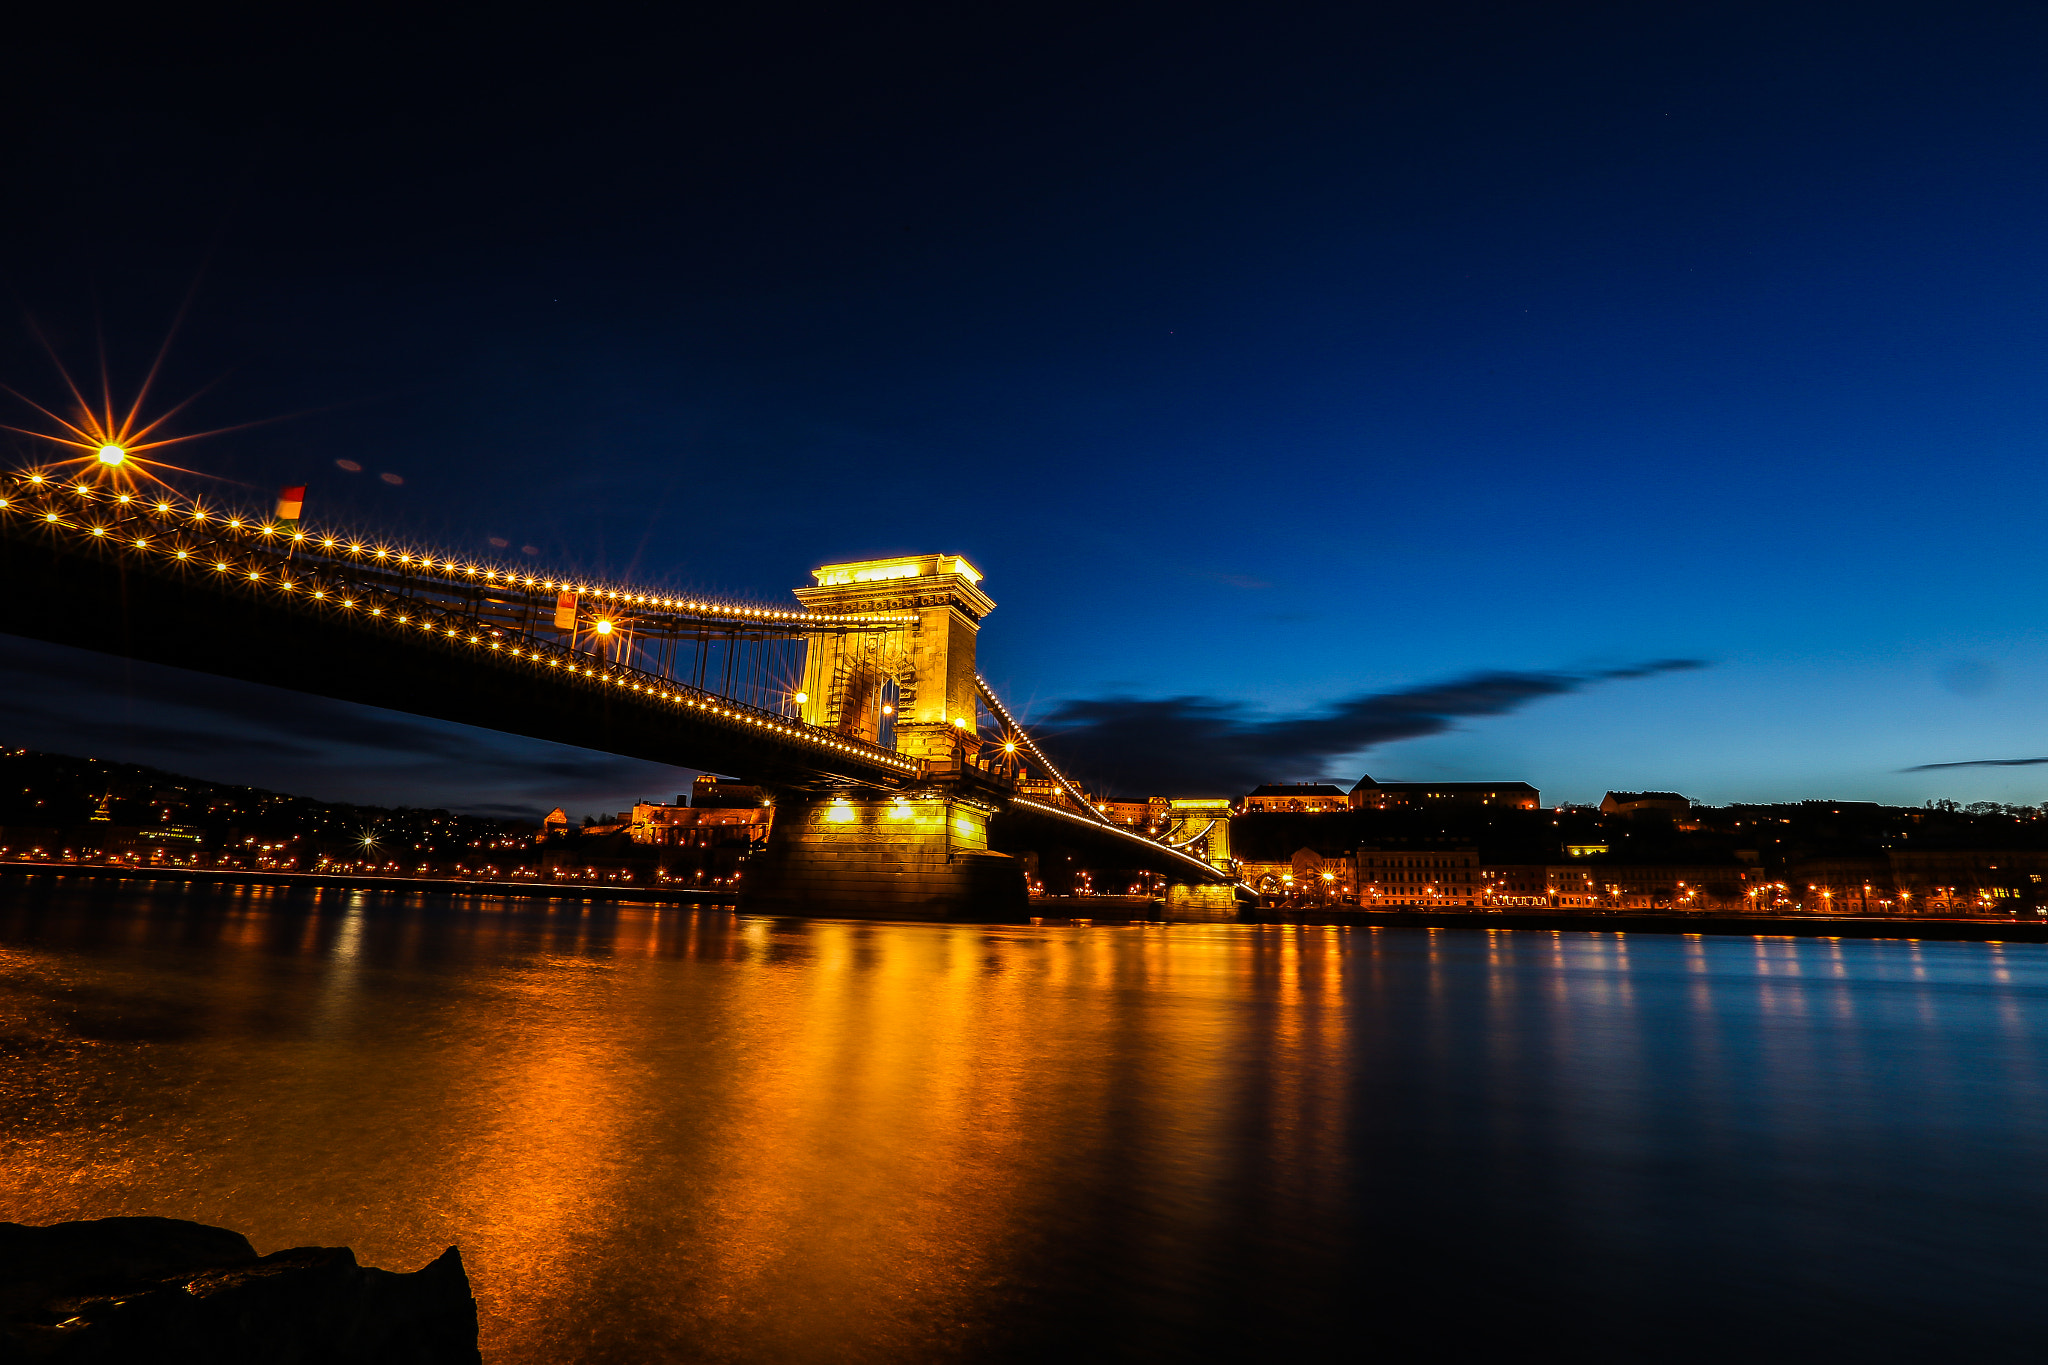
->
2;879;2044;1362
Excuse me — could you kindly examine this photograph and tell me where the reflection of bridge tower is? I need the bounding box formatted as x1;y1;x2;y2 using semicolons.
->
793;554;992;765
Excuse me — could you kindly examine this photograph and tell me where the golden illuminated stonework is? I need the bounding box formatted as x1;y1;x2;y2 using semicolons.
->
794;554;995;763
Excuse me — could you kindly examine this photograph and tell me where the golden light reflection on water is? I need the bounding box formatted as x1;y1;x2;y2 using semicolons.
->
5;886;2048;1361
0;895;1363;1361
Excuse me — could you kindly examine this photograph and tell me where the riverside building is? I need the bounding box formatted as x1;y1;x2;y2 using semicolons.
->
1349;776;1540;810
1357;847;1481;906
1242;784;1349;812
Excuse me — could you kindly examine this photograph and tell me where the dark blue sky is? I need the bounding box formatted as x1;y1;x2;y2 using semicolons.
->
6;3;2048;813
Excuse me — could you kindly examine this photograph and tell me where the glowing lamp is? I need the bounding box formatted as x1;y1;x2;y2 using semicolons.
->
96;445;126;466
792;691;808;704
593;619;614;635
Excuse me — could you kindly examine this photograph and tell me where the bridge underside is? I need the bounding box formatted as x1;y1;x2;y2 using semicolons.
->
0;533;896;791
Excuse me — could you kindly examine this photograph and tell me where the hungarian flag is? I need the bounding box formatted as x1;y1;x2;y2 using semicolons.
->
554;591;578;631
275;485;306;526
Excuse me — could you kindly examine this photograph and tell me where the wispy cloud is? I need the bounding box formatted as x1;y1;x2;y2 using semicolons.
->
1901;756;2048;772
1037;659;1708;794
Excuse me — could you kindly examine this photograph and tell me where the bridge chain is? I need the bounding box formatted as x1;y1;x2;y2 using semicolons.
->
974;675;1230;882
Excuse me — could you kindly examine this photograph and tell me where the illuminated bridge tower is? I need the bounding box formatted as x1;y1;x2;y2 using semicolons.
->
789;553;991;761
741;553;1026;919
1160;798;1240;921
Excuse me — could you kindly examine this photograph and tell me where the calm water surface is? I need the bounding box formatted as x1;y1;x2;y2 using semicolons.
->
1;878;2044;1361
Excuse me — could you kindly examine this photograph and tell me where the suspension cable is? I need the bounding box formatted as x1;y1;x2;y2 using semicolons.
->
974;674;1116;829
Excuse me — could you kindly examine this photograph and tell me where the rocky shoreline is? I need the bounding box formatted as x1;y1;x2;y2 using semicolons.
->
0;1217;480;1363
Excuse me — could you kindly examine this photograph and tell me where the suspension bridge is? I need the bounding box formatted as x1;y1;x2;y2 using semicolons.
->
0;467;1238;918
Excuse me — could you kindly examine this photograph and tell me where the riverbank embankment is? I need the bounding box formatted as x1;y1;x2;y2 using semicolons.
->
9;866;2037;938
1248;905;2048;942
0;860;737;907
1028;894;2048;940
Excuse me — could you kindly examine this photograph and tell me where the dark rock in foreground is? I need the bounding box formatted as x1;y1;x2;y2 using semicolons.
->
0;1216;481;1363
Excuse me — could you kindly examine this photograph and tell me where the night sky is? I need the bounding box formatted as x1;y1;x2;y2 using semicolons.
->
7;4;2048;815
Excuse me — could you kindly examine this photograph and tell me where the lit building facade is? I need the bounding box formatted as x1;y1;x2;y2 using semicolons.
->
1096;798;1154;828
692;776;767;808
1242;784;1348;812
1555;863;1751;911
1801;850;2048;915
629;801;772;848
1356;847;1481;906
1017;776;1089;811
1239;846;1355;901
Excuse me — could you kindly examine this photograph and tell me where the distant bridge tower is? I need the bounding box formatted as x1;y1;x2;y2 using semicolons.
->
1164;798;1234;873
1159;798;1239;921
792;554;992;765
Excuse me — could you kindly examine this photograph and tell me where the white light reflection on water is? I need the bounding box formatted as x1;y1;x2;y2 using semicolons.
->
1;881;2046;1363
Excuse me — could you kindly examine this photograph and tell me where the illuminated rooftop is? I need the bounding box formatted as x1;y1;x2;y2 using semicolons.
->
810;553;982;587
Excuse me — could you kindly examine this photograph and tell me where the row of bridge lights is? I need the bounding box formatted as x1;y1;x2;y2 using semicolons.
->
974;674;1111;827
2;471;919;775
970;688;1230;878
1;472;911;627
962;680;1208;876
1006;794;1225;877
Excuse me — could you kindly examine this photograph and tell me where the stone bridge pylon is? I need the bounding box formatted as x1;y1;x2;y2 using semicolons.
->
740;554;1026;918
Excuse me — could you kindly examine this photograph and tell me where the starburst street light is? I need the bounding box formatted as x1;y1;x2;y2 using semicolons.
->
3;311;280;493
